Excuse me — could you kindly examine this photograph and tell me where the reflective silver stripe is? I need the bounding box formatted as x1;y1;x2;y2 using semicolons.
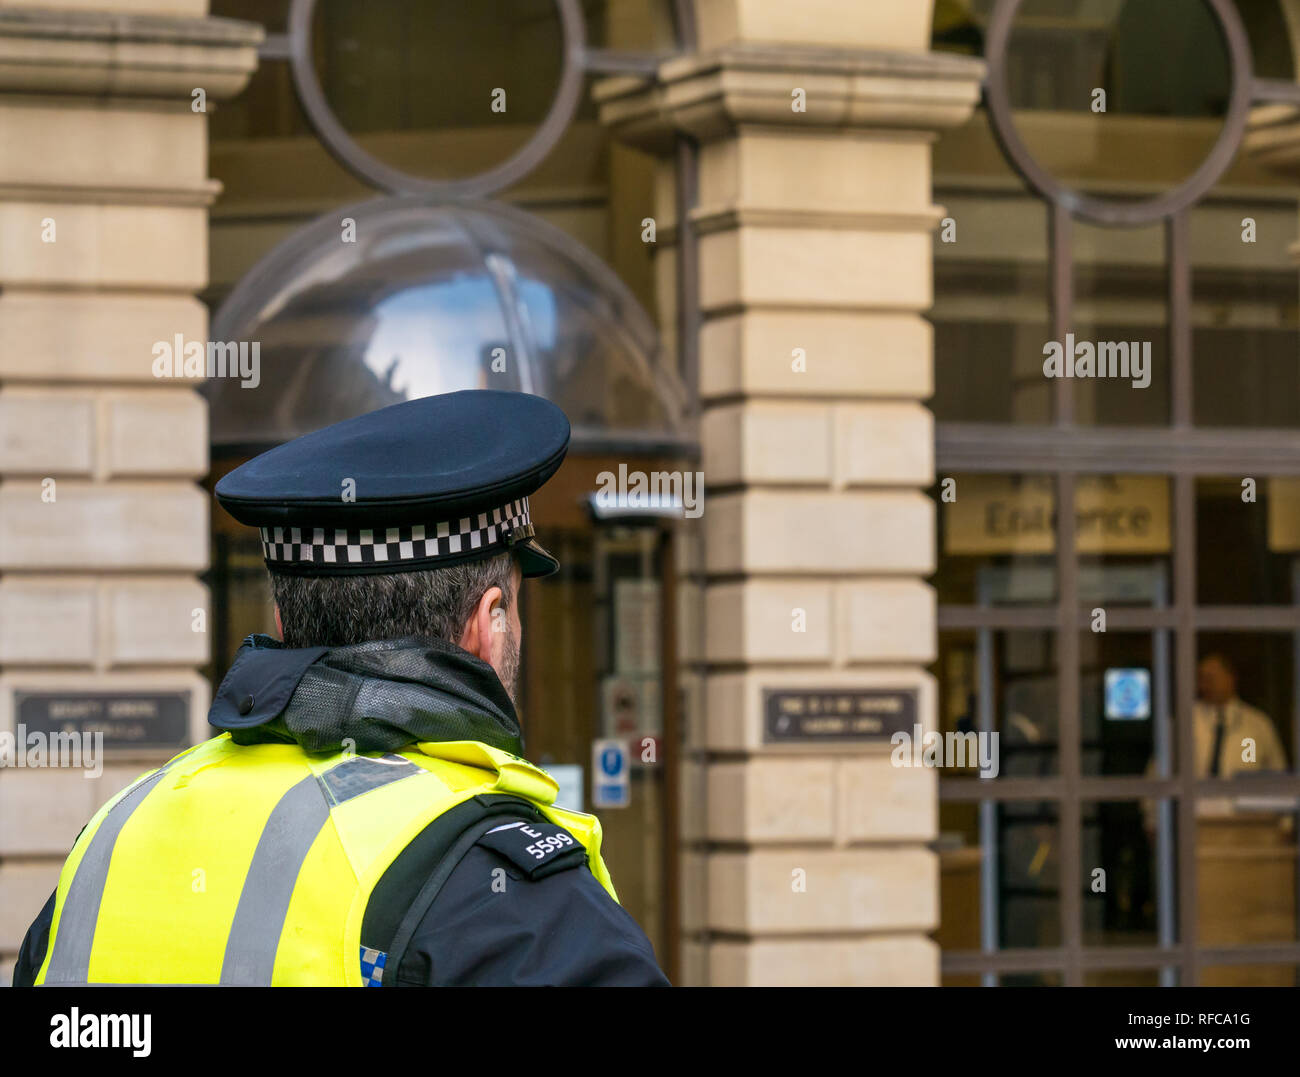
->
220;776;330;985
318;754;421;805
43;765;175;985
220;756;422;985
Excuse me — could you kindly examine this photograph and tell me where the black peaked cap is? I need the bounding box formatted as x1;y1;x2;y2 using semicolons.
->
215;390;569;578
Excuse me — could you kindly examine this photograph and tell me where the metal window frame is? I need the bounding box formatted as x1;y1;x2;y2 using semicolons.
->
939;0;1300;986
262;0;699;200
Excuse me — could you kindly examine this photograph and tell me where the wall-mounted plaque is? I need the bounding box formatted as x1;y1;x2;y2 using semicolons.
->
763;687;918;743
14;691;191;750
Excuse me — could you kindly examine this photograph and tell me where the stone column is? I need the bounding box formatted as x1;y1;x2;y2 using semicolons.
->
0;3;258;981
598;0;982;985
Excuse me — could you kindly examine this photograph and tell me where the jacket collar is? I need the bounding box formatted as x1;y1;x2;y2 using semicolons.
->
209;633;523;755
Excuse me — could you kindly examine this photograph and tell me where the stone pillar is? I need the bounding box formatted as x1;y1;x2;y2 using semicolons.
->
598;0;982;985
0;3;258;981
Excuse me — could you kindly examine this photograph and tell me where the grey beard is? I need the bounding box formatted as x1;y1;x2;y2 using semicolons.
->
498;627;521;706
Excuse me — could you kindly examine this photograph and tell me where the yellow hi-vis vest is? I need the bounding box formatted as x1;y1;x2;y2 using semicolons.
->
35;733;617;986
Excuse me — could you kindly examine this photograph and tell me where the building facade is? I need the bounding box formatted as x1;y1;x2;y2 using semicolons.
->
1;0;1299;987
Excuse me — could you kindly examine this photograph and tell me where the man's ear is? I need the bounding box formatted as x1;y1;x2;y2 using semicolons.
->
274;604;283;641
459;586;504;664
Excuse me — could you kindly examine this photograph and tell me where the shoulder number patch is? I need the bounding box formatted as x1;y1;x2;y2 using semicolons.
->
477;820;587;880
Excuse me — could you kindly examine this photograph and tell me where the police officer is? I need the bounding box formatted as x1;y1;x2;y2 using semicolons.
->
13;390;669;987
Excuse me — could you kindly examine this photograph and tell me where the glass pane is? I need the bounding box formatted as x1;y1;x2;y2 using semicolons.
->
1193;322;1300;428
1002;0;1231;195
934;474;1058;605
1198;477;1300;604
1241;1;1297;80
1082;800;1164;950
932;111;1052;425
1071;220;1170;425
1080;632;1175;778
937;630;1060;778
311;0;577;181
1002;801;1061;948
937;800;1062;955
1192;635;1293;780
935;473;1171;605
1191;168;1300;428
1077;475;1171;603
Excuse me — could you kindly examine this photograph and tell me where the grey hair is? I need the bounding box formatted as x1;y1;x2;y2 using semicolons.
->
270;550;517;649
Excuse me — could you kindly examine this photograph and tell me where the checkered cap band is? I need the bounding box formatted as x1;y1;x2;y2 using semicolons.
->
260;497;532;570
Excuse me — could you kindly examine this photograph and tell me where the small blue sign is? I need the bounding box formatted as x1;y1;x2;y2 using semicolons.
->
600;745;624;777
592;739;629;808
1104;667;1151;720
595;782;629;808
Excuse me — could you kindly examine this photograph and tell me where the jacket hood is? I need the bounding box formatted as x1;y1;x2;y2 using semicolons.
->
208;634;523;756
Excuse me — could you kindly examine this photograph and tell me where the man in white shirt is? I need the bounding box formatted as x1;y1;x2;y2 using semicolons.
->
1193;653;1287;777
1141;652;1289;834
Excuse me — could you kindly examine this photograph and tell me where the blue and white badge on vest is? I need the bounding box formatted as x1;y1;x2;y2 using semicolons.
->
592;738;629;808
1104;667;1151;720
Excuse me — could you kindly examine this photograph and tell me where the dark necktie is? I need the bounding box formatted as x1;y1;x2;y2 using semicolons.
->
1208;705;1227;778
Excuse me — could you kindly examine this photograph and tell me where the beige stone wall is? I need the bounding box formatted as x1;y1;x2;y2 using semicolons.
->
0;2;258;982
601;0;983;985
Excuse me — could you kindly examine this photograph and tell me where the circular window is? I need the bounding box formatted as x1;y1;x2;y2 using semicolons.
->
984;0;1252;224
289;0;587;197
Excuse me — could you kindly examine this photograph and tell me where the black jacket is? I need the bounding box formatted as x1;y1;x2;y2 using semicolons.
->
12;635;669;987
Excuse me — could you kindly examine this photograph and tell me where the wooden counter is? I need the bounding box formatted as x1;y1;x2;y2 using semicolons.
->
1197;813;1296;987
937;813;1298;986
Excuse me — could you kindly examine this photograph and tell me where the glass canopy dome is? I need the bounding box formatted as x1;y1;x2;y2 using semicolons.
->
207;196;691;454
